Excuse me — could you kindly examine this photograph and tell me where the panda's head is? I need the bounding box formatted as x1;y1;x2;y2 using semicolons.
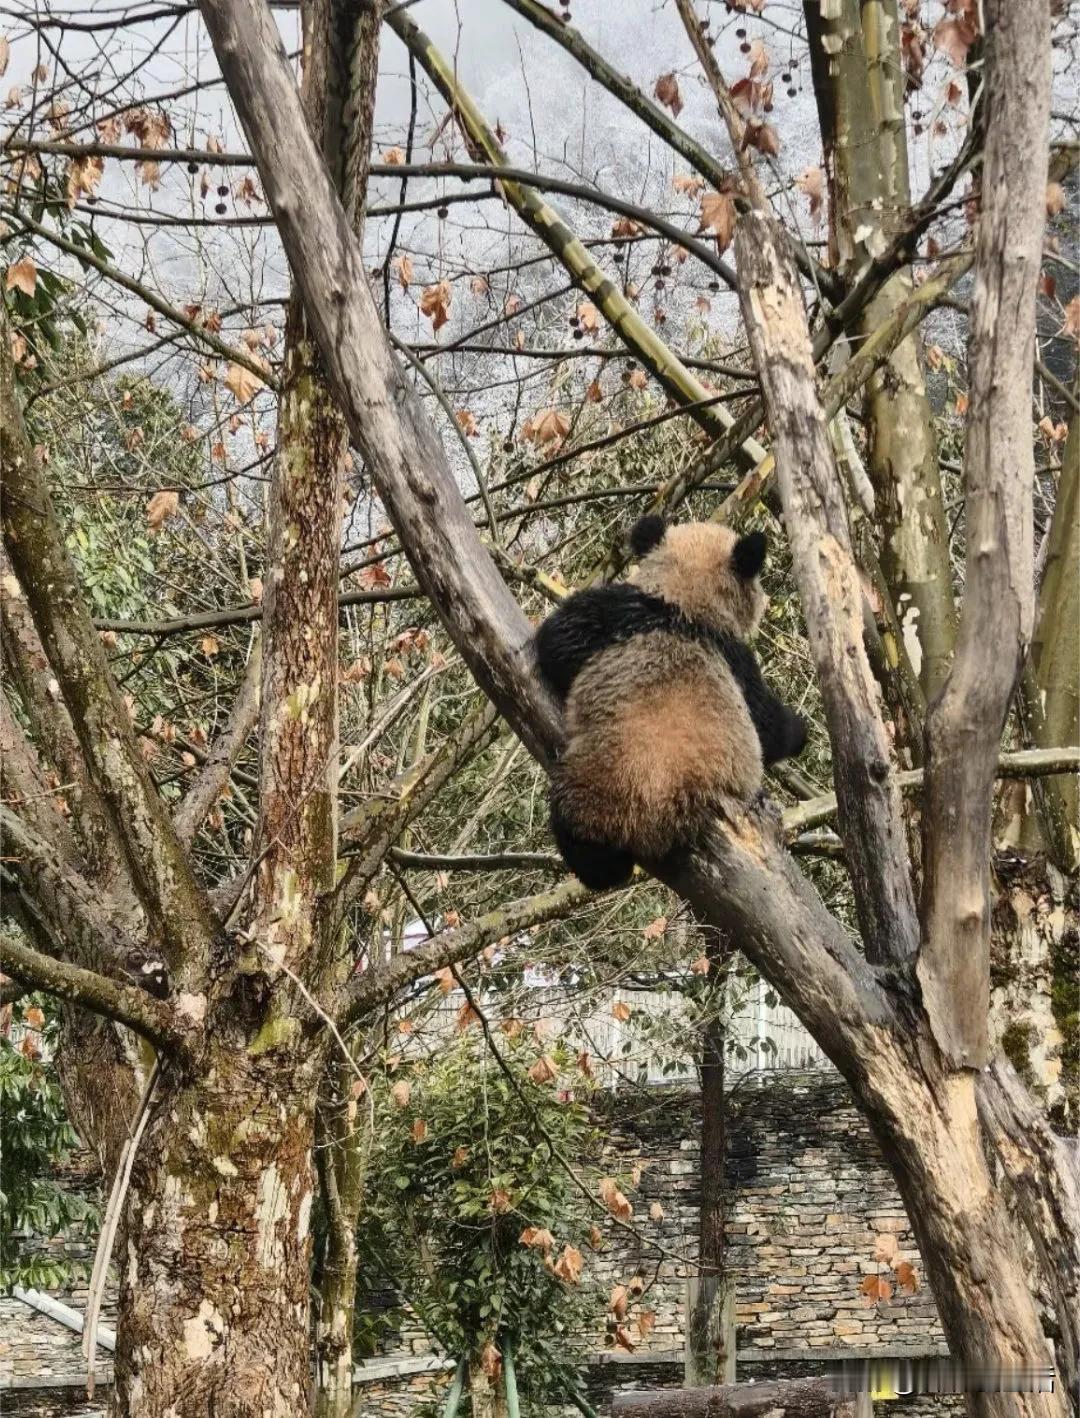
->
627;515;768;637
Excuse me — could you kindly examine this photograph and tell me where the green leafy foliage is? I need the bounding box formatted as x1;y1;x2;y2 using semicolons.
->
0;1001;96;1289
358;1030;600;1409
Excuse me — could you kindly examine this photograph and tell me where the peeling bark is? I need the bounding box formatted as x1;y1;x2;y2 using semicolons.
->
733;209;918;967
114;1053;317;1415
1017;418;1080;871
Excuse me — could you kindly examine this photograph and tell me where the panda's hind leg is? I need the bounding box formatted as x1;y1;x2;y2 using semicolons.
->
549;800;634;890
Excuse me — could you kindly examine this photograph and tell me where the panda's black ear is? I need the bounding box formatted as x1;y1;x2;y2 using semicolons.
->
732;530;767;579
629;515;667;558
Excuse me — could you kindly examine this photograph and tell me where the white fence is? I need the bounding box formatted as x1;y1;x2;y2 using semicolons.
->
396;974;830;1086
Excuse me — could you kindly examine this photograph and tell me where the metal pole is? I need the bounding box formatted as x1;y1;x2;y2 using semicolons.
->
504;1342;521;1418
440;1356;468;1418
567;1388;600;1418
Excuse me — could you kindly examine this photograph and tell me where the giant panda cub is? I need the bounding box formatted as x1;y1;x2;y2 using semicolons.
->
534;515;808;889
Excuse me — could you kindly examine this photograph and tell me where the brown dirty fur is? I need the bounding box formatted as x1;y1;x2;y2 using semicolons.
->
553;631;762;862
631;522;766;637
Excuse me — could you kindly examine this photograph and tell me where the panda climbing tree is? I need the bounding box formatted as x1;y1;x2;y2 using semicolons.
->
535;517;808;889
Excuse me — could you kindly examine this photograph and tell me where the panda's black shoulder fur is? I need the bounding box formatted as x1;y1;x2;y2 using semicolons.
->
535;583;806;768
534;584;676;702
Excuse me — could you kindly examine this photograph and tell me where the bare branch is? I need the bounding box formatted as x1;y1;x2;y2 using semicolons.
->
1;208;278;390
783;746;1080;837
0;930;184;1051
173;639;261;846
338;878;589;1029
384;6;768;456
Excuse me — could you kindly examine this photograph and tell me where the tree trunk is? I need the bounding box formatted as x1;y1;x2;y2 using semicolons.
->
687;943;735;1387
114;1051;317;1416
313;1055;367;1418
805;0;956;717
989;850;1078;1125
469;1352;509;1418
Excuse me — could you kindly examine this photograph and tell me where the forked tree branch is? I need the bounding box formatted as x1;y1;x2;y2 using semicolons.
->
918;0;1052;1067
1;310;217;980
195;0;891;1084
0;930;185;1051
338;877;590;1029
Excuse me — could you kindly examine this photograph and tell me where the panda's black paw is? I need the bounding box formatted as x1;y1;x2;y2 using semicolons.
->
785;710;809;759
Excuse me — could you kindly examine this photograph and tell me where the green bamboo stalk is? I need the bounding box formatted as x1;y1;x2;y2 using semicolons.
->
383;6;767;460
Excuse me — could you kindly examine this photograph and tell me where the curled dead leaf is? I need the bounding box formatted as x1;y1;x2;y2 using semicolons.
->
599;1177;633;1221
554;1244;583;1284
519;1226;555;1253
145;489;179;530
654;72;683;118
611;1000;632;1022
577;301;599;333
390;1080;411;1108
521;407;570;445
673;173;705;198
456;1000;480;1033
419;280;452;332
5;256;37;297
528;1054;559;1085
225;362;266;404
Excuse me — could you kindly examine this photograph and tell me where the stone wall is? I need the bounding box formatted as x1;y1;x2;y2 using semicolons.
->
1;1071;953;1415
587;1071;945;1363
